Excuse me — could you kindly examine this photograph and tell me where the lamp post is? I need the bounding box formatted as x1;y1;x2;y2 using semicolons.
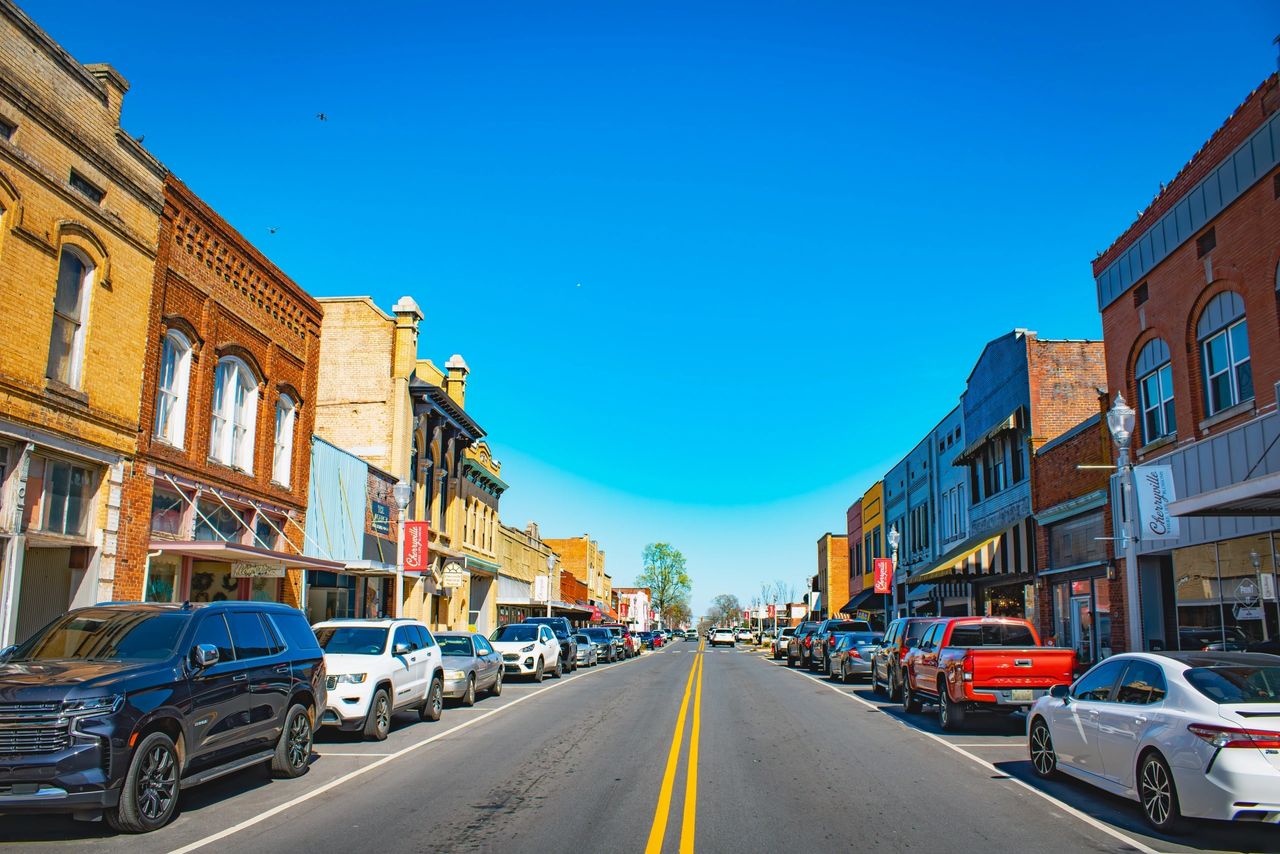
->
392;478;412;619
887;524;901;629
545;554;555;618
1106;394;1142;653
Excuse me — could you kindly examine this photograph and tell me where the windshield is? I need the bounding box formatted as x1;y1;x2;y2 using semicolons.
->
1186;666;1280;704
846;633;883;645
826;621;869;633
314;626;388;655
11;609;186;662
574;634;592;644
582;629;611;642
491;625;538;643
438;636;474;656
947;622;1036;648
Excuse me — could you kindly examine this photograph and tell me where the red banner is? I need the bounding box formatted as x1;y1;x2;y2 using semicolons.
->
873;558;893;594
404;521;429;572
767;604;776;618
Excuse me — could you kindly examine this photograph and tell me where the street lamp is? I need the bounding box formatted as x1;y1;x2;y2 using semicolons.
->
545;553;555;618
1106;394;1142;653
393;478;412;619
887;524;901;628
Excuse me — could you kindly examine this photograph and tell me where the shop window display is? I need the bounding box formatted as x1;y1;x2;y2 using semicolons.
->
1173;534;1278;650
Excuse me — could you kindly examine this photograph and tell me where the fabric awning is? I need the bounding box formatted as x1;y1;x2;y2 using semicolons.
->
839;588;885;613
150;540;345;572
907;534;1002;585
464;555;500;576
954;409;1024;463
906;583;935;601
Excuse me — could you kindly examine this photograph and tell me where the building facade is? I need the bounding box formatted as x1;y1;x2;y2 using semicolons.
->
816;532;849;620
613;586;652;632
459;441;504;633
857;481;885;608
115;176;340;613
544;534;610;615
845;498;863;599
0;3;165;642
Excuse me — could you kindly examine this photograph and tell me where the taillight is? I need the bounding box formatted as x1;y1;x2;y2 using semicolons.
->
828;636;836;647
962;654;974;682
1188;724;1280;749
804;637;812;648
849;650;861;659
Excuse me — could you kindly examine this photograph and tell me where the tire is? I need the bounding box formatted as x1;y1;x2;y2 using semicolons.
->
1138;751;1187;834
828;660;840;682
363;687;391;741
904;681;923;714
272;703;313;778
842;665;852;685
787;654;796;668
106;731;180;833
552;656;563;679
419;676;444;722
1029;718;1058;779
872;665;885;696
938;682;965;731
490;668;503;696
462;674;477;707
534;657;545;682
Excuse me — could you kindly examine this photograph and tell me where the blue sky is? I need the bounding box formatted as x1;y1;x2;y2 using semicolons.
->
30;1;1278;614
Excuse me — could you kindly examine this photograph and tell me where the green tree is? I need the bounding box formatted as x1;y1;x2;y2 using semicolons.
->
636;543;692;627
707;593;743;627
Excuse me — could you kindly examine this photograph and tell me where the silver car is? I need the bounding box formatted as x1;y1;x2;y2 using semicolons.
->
828;632;884;683
771;627;796;659
574;633;599;667
437;631;503;705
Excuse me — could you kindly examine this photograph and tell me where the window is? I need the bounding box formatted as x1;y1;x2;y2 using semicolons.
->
254;515;281;550
272;395;296;485
194;499;243;542
1048;512;1107;568
150;489;185;536
1136;338;1175;441
393;625;422;652
1197;292;1252;416
155;330;192;447
46;247;93;388
1071;659;1125;702
1133;281;1148;307
1195;228;1216;258
1114;661;1167;704
192;613;236;663
1010;435;1025;483
68;170;104;204
0;115;14;139
226;611;272;659
210;357;258;471
42;458;93;537
947;622;1036;647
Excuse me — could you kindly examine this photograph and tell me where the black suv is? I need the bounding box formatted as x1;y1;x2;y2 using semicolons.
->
0;601;326;833
525;617;578;672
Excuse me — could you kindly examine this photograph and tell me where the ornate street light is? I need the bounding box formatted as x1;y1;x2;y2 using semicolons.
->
393;479;412;618
1106;394;1142;653
1106;394;1136;465
887;524;901;625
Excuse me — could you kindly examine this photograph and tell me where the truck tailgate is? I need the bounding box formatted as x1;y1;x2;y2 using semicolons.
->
970;648;1075;688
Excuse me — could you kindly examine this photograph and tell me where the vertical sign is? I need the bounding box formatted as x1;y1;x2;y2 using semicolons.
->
403;521;429;572
370;501;390;534
767;604;777;619
873;558;893;594
1134;464;1180;540
533;574;549;602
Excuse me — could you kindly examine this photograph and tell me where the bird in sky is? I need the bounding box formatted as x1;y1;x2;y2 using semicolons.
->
268;227;279;235
316;112;328;121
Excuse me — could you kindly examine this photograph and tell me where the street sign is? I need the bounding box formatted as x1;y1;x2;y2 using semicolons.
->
1235;605;1265;621
371;501;390;534
441;561;465;588
533;574;549;602
1134;464;1180;540
873;558;893;594
231;562;284;578
403;521;429;572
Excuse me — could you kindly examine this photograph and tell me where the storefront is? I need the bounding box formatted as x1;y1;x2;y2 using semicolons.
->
144;541;343;607
1170;533;1277;650
305;567;395;623
1046;572;1113;666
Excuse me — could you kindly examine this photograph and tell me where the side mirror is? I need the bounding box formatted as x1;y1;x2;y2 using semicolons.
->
392;642;411;656
1050;684;1071;702
192;643;219;668
0;644;16;663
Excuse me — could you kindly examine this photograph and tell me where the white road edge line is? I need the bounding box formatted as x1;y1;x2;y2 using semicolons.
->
165;651;655;854
777;664;1161;854
312;752;394;757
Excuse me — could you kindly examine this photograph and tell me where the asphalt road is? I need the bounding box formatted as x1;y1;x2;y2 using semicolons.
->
2;641;1277;853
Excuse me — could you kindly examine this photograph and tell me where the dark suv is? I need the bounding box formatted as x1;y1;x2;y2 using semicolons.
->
0;601;325;833
809;618;873;673
525;617;578;672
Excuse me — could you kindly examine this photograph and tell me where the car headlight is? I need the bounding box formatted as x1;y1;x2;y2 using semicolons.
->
445;669;466;680
63;695;123;716
520;644;535;653
334;673;367;684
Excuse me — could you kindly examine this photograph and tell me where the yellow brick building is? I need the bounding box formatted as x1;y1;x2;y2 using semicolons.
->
0;3;164;643
859;481;885;596
544;534;610;615
457;441;504;632
817;533;850;619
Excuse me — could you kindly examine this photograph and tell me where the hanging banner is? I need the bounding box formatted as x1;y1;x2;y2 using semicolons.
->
1134;464;1180;540
533;575;550;602
873;558;893;594
767;604;777;619
403;521;430;572
790;604;807;618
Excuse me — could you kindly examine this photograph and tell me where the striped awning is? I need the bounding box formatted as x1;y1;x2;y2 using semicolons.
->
906;519;1036;585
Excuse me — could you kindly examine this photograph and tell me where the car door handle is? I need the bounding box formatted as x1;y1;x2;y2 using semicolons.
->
1133;716;1148;725
275;664;289;674
232;673;248;682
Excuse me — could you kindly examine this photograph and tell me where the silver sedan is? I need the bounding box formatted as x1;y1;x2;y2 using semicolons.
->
437;631;503;705
829;632;884;683
574;633;599;667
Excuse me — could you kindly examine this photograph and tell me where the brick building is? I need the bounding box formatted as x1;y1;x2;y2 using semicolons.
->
0;3;164;643
1091;72;1280;651
815;532;849;620
845;498;863;599
114;176;340;610
544;534;612;619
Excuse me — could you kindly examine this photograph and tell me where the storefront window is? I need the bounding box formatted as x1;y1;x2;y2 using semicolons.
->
145;557;181;603
150;490;185;537
1048;512;1107;568
254;515;280;550
194;499;243;542
1050;575;1111;665
249;576;278;602
188;561;243;602
1173;534;1278;650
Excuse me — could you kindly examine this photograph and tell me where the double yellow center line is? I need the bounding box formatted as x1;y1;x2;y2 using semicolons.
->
645;639;705;854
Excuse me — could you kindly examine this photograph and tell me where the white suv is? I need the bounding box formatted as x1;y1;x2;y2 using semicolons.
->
489;622;562;681
313;618;444;740
710;627;736;647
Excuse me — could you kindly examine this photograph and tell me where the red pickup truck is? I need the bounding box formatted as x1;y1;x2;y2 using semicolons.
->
902;617;1075;730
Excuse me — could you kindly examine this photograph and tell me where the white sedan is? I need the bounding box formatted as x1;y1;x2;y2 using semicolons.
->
1027;650;1280;832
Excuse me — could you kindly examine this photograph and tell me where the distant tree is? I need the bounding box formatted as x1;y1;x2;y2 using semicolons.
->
707;593;743;626
667;600;692;628
636;543;692;627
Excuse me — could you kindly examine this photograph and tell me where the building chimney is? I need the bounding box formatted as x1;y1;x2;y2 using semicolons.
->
525;521;540;540
444;354;468;407
390;296;422;382
84;63;129;124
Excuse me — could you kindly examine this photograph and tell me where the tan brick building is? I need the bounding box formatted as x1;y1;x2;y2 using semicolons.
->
0;2;164;643
114;176;341;610
816;532;850;619
544;534;612;618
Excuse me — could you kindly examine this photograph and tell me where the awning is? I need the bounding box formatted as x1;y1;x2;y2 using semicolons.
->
907;534;1002;585
151;540;345;572
907;583;935;601
1168;470;1280;518
464;555;501;576
336;560;397;577
954;409;1023;463
840;588;885;614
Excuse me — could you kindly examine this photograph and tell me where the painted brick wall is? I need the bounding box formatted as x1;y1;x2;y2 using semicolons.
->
314;298;397;472
845;499;863;595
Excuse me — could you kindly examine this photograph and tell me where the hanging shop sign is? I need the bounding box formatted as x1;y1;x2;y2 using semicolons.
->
441;562;466;588
231;562;285;578
1133;464;1180;540
403;521;429;572
371;501;390;534
873;558;893;594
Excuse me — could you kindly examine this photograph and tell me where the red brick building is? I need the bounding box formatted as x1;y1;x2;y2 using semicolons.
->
845;498;863;597
1091;73;1280;651
115;176;341;608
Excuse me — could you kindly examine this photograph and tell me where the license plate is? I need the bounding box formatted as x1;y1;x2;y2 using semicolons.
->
1011;689;1034;701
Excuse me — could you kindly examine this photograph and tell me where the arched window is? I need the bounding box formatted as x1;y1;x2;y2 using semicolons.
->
210;357;258;472
1197;291;1252;416
46;247;94;388
272;394;296;486
1135;338;1175;442
154;330;193;447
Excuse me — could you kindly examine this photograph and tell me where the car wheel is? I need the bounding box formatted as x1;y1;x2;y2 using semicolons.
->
419;676;444;722
272;703;313;778
938;682;964;730
491;668;503;697
904;681;923;714
1029;718;1058;778
463;674;477;707
106;731;180;833
364;687;391;741
889;670;903;702
534;657;545;682
1138;751;1187;834
787;654;795;667
872;666;884;695
552;657;563;679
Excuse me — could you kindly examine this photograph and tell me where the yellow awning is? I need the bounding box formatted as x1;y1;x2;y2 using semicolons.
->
906;534;1000;585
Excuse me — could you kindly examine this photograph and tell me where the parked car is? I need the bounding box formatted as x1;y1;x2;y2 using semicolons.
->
828;632;885;683
628;630;646;653
638;631;657;649
772;627;796;660
786;621;820;668
871;617;939;701
526;617;579;671
315;617;444;740
735;628;754;643
710;627;736;647
1028;651;1280;832
580;627;620;662
0;602;324;832
574;633;600;667
602;624;635;658
810;619;873;673
436;631;503;705
903;617;1076;730
489;623;562;681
